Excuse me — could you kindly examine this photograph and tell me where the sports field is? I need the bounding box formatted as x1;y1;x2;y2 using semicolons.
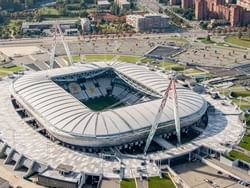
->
0;65;23;77
83;96;123;111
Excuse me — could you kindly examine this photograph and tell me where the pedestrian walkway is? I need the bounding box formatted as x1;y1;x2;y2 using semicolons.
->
101;178;120;188
137;179;148;188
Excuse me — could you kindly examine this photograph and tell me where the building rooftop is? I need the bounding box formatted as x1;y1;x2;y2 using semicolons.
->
22;19;79;27
97;0;111;5
118;0;130;5
11;62;206;138
40;168;80;183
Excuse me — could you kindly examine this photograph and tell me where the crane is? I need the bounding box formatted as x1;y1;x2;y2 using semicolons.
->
143;76;181;155
49;22;74;69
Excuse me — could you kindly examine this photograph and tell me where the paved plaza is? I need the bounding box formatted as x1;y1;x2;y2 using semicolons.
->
173;162;245;188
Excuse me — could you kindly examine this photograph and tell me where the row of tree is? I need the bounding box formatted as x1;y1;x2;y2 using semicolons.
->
0;0;37;11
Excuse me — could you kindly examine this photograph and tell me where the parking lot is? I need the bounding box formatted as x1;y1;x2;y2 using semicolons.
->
173;162;246;188
177;46;250;67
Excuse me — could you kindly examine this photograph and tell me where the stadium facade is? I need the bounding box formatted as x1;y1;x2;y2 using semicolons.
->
10;62;208;150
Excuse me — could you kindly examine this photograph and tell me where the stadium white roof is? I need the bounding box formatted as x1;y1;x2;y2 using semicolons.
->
12;62;207;140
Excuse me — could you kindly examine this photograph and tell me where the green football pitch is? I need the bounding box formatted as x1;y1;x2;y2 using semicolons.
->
83;96;124;111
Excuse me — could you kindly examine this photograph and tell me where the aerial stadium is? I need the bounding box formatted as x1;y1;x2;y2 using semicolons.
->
10;61;208;152
0;25;246;188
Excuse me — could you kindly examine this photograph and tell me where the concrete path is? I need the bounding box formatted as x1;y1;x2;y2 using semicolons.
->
137;179;148;188
0;160;43;188
101;179;120;188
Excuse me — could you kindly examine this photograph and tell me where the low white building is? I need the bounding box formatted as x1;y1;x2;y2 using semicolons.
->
81;18;91;33
22;19;80;36
97;0;111;9
126;14;169;32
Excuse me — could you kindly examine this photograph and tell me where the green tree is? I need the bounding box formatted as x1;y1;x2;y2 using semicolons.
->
25;0;34;8
111;2;120;16
206;34;211;41
238;29;242;39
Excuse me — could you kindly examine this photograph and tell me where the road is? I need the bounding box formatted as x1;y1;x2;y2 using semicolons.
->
0;161;43;188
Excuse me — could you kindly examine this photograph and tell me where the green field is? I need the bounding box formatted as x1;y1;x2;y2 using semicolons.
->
231;90;250;98
0;65;23;77
201;38;215;44
83;96;123;111
148;174;175;188
71;55;81;62
217;86;250;98
228;150;250;163
40;7;61;16
160;61;184;71
232;98;250;110
120;179;136;188
225;36;250;48
118;55;142;63
184;68;207;75
140;57;155;64
239;135;250;151
68;54;114;62
65;54;185;72
167;36;188;44
85;54;114;61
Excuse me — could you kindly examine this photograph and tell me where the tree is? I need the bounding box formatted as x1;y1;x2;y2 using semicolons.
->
25;0;34;8
206;34;211;41
111;2;120;16
238;29;242;39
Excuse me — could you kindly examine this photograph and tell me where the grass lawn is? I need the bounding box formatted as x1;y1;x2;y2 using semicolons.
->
225;36;250;48
83;96;124;111
167;36;188;44
228;150;250;163
216;86;250;98
120;179;136;188
71;55;81;62
140;57;155;64
184;68;206;75
232;98;250;110
159;61;184;71
231;90;250;98
85;54;114;61
239;135;250;151
197;37;215;44
118;55;142;63
0;65;23;77
40;7;60;16
148;174;175;188
201;38;215;44
160;61;184;71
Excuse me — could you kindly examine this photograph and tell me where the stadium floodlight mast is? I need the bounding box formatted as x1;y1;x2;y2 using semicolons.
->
49;22;74;69
49;25;57;69
143;74;181;155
